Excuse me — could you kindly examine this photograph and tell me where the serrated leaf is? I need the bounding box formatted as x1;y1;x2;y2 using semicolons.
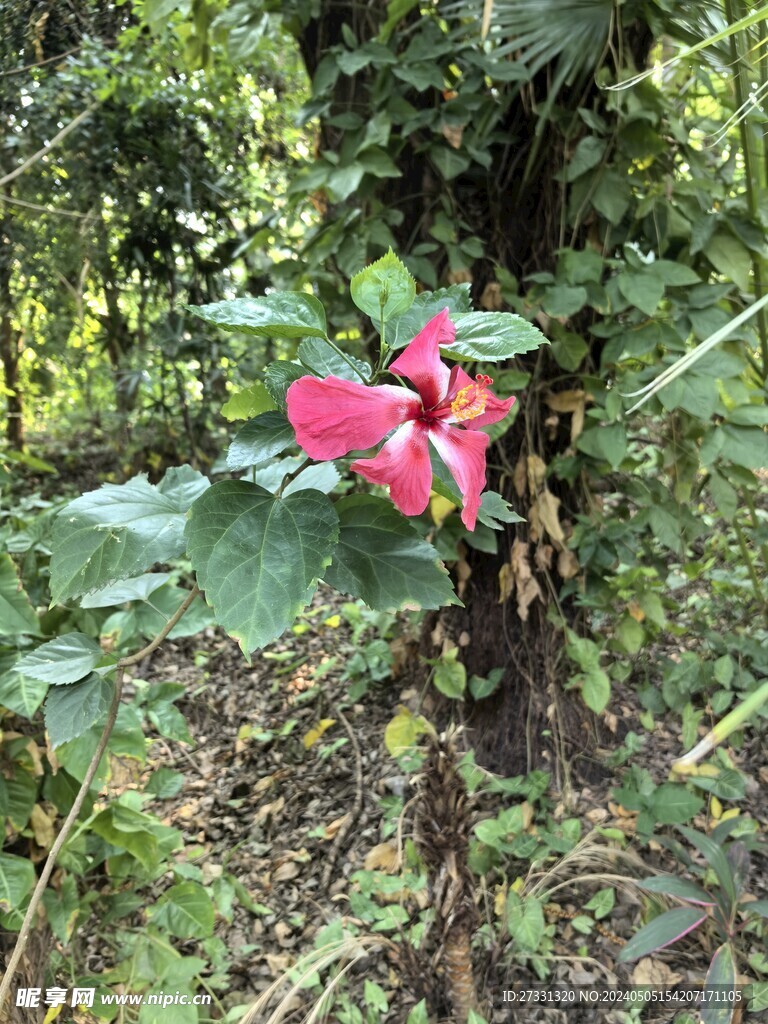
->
44;675;113;748
185;481;338;655
324;495;458;611
351;249;416;321
0;668;48;718
187;293;327;339
264;361;307;410
80;572;172;608
477;491;524;530
0;554;40;636
151;881;215;938
17;633;103;685
297;338;371;382
227;412;295;471
156;465;210;508
449;312;547;362
50;475;197;603
250;456;340;496
618;905;707;962
383;284;472;349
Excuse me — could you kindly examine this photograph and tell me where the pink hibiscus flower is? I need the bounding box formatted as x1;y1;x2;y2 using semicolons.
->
285;308;515;530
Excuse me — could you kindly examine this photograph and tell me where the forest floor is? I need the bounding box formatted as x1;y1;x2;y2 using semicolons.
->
116;594;767;1024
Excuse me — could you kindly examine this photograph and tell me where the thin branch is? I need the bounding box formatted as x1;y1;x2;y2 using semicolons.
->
0;103;99;189
0;584;201;1008
0;48;80;76
0;193;86;219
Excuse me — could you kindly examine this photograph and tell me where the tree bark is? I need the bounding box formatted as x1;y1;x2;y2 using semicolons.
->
1;214;23;450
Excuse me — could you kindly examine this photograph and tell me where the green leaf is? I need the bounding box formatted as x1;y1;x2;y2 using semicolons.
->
477;491;524;530
328;162;365;200
651;784;704;825
187;293;328;339
0;853;36;915
324;495;458;611
650;261;701;286
617;271;664;316
433;656;466;699
44;675;113;748
250;456;340;497
0;554;39;636
151;881;215;939
264;361;307;411
702;944;736;1024
721;426;768;470
469;668;504;700
91;805;159;869
351;249;416;321
507;894;545;952
576;423;627;469
227;412;295;471
449;312;547;362
542;285;587;318
50;475;200;603
17;633;103;685
584;887;615;919
0;668;48;718
581;668;611;713
636;876;715;905
157;465;210;509
563;136;606;181
382;283;472;349
429;145;471;180
405;999;430;1024
706;232;752;292
42;875;80;943
616;616;644;654
551;332;589;371
298;338;371;382
185;481;339;655
221;381;276;421
80;572;171;608
678;825;737;906
618;905;707;962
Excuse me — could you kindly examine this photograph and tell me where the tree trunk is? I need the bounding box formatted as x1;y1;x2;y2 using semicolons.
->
294;4;653;778
0;215;23;450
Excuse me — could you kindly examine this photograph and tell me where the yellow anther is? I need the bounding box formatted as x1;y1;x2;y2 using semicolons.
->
451;383;488;422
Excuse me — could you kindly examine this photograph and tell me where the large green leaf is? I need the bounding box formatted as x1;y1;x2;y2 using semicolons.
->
187;293;328;339
185;481;339;654
618;905;707;962
227;412;296;471
264;360;307;410
17;632;103;685
0;853;36;915
636;876;715;905
324;495;459;611
150;881;215;939
383;284;472;349
50;474;204;603
44;674;113;748
449;312;547;362
650;783;704;824
507;894;545;952
91;805;159;869
0;666;48;718
297;338;371;382
0;554;39;636
80;572;171;608
251;456;340;496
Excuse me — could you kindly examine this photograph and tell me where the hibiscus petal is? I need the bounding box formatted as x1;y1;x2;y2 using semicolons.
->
388;308;455;410
428;421;490;530
287;375;420;460
350;420;433;517
465;392;516;429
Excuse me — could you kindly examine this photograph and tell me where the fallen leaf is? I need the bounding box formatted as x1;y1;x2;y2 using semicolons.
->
535;544;553;571
272;861;300;882
303;718;336;750
274;921;294;946
255;796;285;823
323;814;350;840
364;842;401;873
266;952;292;975
534;489;565;547
513;455;527;497
517;576;543;621
632;958;682;987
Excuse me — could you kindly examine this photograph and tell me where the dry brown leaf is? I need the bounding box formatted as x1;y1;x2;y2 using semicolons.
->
628;600;645;622
603;712;618;734
364;842;401;873
545;389;590;441
513;455;527;497
274;922;294;947
441;122;464;148
557;547;579;580
535;489;565;547
323;814;350;840
511;538;531;584
253;774;275;795
456;555;472;599
632;958;682;987
272;861;301;883
517;576;543;621
535;544;553;571
528;502;541;542
458;630;471;647
265;952;292;975
30;804;55;849
498;562;515;603
585;807;609;824
255;795;285;823
527;454;547;493
480;281;503;311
